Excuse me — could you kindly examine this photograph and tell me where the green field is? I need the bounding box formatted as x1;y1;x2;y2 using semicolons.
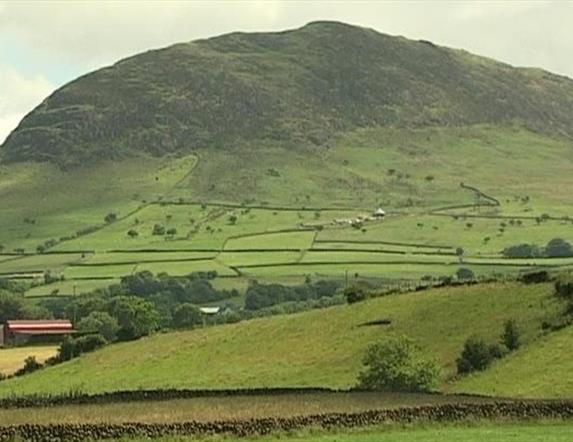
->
0;281;565;396
106;423;573;442
0;125;572;299
0;392;490;425
450;325;573;398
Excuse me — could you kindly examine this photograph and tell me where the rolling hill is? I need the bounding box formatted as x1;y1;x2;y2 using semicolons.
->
2;21;573;167
0;281;566;397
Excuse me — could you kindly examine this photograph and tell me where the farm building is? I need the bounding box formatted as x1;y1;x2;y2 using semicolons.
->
373;208;386;218
199;307;221;316
1;320;74;347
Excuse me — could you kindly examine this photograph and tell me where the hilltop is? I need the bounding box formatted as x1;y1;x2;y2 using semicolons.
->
2;21;573;167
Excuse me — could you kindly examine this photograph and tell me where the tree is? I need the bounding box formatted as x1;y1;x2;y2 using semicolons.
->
172;303;203;329
127;229;139;238
455;247;464;263
0;291;25;323
545;238;573;257
104;213;118;224
77;311;120;342
456;336;503;374
344;286;366;304
456;267;475;281
152;224;166;235
228;215;238;225
502;319;521;351
357;336;440;392
107;296;161;341
166;227;177;238
503;243;542;258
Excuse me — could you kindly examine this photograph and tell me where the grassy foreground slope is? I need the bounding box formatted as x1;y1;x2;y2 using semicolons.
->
0;282;563;396
451;325;573;398
112;424;573;442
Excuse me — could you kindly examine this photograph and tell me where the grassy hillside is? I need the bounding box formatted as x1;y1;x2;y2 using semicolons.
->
451;324;573;398
2;22;573;167
0;282;564;396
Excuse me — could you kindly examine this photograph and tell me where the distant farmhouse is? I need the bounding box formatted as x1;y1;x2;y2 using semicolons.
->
1;320;74;347
373;208;386;218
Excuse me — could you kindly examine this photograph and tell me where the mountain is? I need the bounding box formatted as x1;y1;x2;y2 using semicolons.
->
2;21;573;167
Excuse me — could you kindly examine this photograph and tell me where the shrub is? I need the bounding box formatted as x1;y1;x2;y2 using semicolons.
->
357;336;440;392
555;275;573;300
456;268;475;281
77;311;119;342
503;243;542;258
75;334;107;353
456;336;504;374
152;224;166;235
545;238;573;257
521;270;550;284
172;303;203;329
502;319;521;351
104;213;117;224
344;286;366;304
15;356;42;376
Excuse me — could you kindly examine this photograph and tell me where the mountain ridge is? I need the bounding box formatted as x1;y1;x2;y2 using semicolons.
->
2;21;573;167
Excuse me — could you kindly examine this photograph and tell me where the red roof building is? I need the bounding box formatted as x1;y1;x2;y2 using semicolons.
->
2;320;74;346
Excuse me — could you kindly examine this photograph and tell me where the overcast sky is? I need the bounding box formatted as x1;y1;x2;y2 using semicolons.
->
1;0;572;144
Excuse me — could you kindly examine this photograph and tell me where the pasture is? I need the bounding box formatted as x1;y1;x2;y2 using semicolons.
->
0;282;565;397
0;392;491;425
108;423;573;442
0;346;58;376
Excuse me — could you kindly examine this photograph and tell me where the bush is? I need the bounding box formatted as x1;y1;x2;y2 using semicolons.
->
172;303;203;329
502;319;521;351
14;356;42;376
545;238;573;257
555;275;573;300
456;336;504;374
77;312;119;342
344;286;366;304
503;243;542;258
357;336;440;392
152;224;166;235
521;270;550;284
456;267;475;281
57;334;107;362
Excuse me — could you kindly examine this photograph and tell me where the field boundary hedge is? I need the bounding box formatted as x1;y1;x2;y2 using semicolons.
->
0;388;345;409
0;401;572;441
314;240;454;250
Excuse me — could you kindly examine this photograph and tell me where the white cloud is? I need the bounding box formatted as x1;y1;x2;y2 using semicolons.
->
0;64;54;143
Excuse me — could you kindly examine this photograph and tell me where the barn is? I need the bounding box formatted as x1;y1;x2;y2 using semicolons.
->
1;320;74;346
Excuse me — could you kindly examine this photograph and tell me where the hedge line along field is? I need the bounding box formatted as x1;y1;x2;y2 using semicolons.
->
0;282;565;397
0;392;494;425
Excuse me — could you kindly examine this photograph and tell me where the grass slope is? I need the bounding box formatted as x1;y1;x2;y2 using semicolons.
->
0;282;563;396
450;325;573;398
111;423;573;442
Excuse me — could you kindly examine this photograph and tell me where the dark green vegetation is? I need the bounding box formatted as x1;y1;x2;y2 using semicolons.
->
3;21;573;167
